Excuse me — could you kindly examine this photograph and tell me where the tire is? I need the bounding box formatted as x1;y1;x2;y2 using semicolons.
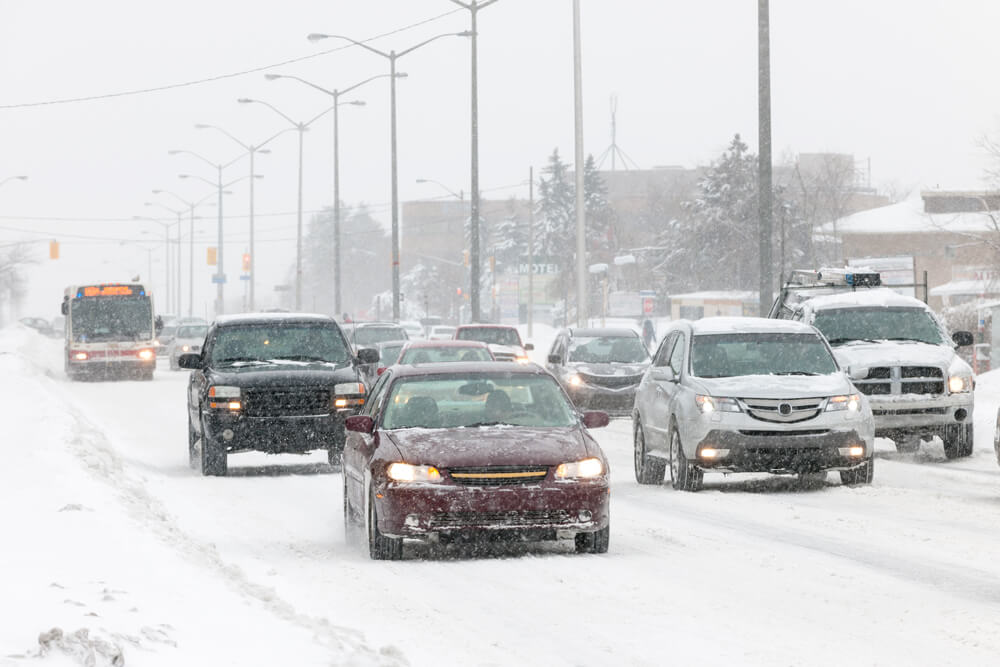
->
633;420;665;485
575;525;610;554
797;471;827;485
840;458;874;486
199;417;228;477
942;424;973;459
342;472;358;541
669;424;703;492
142;368;154;381
187;416;198;469
367;489;402;560
893;436;921;454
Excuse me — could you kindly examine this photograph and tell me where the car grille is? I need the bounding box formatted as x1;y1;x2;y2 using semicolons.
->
429;510;571;528
742;397;823;423
492;351;517;361
242;388;331;417
578;372;643;389
738;429;830;437
447;465;549;486
855;366;944;396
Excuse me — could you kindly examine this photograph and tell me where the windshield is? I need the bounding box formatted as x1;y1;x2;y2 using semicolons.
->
70;296;153;342
400;346;492;364
210;324;350;365
349;326;407;346
456;326;521;346
813;307;944;345
382;373;577;429
176;325;208;339
378;343;405;365
568;335;649;363
691;332;838;378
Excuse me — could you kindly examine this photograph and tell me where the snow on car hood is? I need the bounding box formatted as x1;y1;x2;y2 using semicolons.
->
487;343;525;358
830;341;971;375
689;373;852;399
387;426;590;467
571;361;648;377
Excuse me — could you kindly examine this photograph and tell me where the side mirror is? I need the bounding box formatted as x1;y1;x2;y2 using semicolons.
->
952;331;974;347
177;353;203;370
581;411;610;429
377;367;386;376
547;353;563;365
345;415;374;434
524;343;534;351
60;301;68;316
651;367;677;383
847;366;868;381
155;316;164;335
356;348;380;365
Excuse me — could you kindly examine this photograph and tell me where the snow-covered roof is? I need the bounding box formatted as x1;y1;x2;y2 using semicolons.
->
802;287;928;310
215;312;333;325
825;195;998;236
929;279;1000;297
669;290;758;302
690;316;815;335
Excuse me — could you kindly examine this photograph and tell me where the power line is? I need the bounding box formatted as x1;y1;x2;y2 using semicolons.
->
0;9;463;110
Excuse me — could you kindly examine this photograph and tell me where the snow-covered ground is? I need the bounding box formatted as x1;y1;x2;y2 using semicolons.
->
3;323;1000;666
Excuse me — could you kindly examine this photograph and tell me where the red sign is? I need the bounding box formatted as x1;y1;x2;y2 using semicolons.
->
642;297;654;314
82;285;135;297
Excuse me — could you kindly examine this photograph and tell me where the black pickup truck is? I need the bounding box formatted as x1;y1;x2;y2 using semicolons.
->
179;313;378;476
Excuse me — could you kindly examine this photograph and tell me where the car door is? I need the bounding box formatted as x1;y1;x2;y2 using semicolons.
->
637;332;677;452
344;370;392;512
188;327;215;435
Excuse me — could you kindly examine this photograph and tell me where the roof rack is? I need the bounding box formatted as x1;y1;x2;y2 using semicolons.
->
788;268;882;288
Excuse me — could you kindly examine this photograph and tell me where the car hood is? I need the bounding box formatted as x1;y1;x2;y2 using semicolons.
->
207;362;359;387
688;373;852;399
386;426;594;467
487;343;525;357
830;341;966;373
570;361;648;376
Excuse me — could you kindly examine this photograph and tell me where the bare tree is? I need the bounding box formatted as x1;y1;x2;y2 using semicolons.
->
0;243;35;325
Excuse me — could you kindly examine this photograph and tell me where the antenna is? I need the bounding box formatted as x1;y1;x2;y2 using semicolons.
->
596;94;640;171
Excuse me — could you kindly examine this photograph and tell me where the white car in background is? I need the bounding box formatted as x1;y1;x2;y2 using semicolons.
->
426;325;457;341
167;323;209;370
400;320;426;339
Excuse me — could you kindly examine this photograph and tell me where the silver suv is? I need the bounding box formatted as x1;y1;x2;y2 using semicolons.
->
632;317;875;491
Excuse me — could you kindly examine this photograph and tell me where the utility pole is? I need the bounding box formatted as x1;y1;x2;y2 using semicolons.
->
573;0;587;326
527;166;534;337
758;0;773;316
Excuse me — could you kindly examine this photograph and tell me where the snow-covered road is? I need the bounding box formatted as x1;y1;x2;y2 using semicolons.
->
4;326;1000;666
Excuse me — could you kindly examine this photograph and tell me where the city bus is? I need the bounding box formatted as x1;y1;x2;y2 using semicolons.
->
61;282;161;381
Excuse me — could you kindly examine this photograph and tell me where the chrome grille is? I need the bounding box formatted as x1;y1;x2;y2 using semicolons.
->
854;365;945;397
742;397;823;423
429;510;571;528
447;465;549;486
578;372;642;389
243;387;330;417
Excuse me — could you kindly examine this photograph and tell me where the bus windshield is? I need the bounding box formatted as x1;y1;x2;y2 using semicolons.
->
70;296;153;342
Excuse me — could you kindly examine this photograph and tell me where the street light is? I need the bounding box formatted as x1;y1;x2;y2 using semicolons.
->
238;97;349;311
449;0;499;323
151;188;219;317
169;148;248;316
307;30;471;321
194;123;290;311
265;71;398;316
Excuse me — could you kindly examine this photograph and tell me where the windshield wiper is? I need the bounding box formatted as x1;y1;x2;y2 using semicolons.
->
464;421;505;428
269;355;334;363
773;371;821;376
880;337;934;344
826;337;880;346
217;357;270;366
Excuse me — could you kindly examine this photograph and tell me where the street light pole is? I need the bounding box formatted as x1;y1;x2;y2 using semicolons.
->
758;0;774;316
306;31;470;321
133;215;174;312
450;0;498;323
572;0;587;326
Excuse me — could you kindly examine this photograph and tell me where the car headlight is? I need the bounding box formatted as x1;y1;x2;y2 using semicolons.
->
208;385;240;398
182;344;191;352
333;382;367;409
568;374;583;386
386;462;442;483
826;394;861;412
948;375;972;393
138;348;155;361
695;395;740;414
555;457;604;479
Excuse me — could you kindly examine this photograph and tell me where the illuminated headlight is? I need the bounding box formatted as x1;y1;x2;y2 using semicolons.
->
555;457;604;479
333;382;366;410
948;376;972;393
386;462;442;483
568;374;583;387
73;351;88;361
516;355;531;364
826;394;860;412
838;445;866;457
182;344;191;352
698;447;731;459
208;385;240;398
695;395;740;414
138;349;155;361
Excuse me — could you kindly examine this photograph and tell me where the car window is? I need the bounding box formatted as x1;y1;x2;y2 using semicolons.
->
209;324;351;365
567;335;649;363
668;333;686;375
381;373;577;429
812;307;945;345
176;325;208;339
401;346;492;363
352;326;407;345
691;332;838;378
363;370;393;418
653;332;678;367
456;327;521;346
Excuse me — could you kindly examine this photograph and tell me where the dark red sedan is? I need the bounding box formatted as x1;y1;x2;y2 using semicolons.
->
342;362;611;559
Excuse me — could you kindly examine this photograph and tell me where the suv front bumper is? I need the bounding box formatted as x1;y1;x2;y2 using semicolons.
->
695;429;871;474
202;411;348;455
866;393;973;437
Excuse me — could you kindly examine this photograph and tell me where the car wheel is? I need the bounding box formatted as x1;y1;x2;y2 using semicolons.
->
839;457;874;486
575;525;610;554
669;424;703;492
187;415;198;470
342;472;359;541
942;424;973;459
893;436;920;454
633;420;665;485
199;416;228;477
367;488;402;560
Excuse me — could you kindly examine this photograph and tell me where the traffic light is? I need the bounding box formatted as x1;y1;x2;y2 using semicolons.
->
456;287;463;296
48;240;59;260
242;253;251;272
207;247;217;266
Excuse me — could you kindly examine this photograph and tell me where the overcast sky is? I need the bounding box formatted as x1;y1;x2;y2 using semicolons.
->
3;0;1000;314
